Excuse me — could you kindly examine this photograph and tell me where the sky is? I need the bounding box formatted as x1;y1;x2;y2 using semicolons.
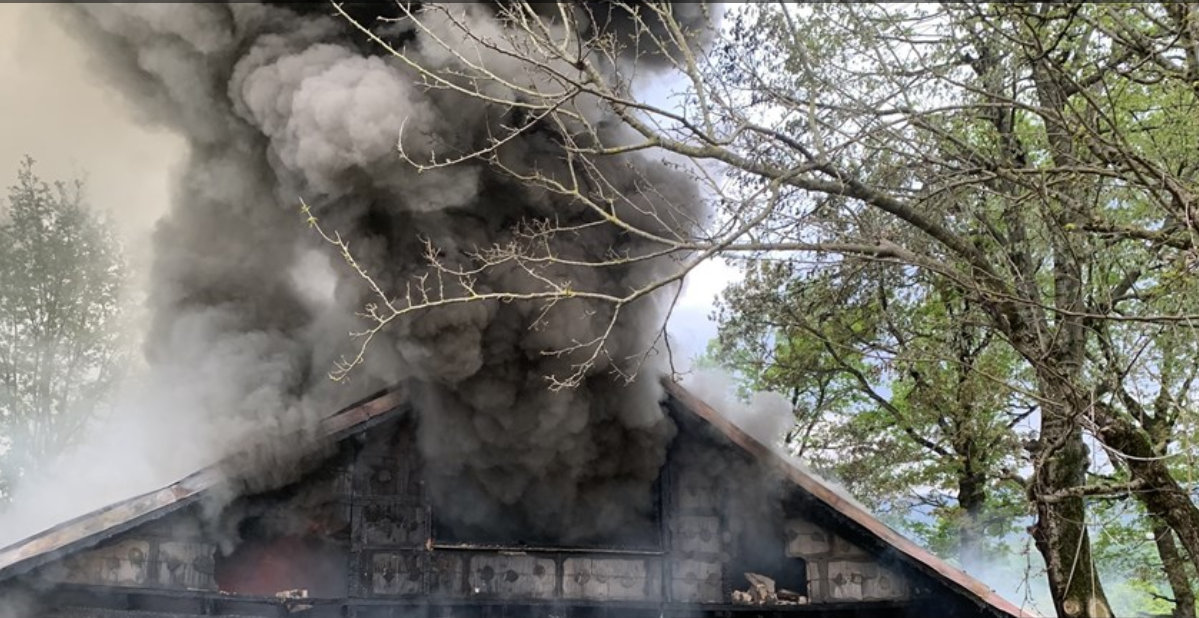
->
0;3;736;371
0;5;184;272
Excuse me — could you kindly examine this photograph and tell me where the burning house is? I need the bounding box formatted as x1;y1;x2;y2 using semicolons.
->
0;381;1028;618
1;3;1032;617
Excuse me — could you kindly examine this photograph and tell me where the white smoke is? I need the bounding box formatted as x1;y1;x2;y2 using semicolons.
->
681;368;793;447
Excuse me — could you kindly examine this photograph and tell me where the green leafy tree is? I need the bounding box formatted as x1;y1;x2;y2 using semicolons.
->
700;5;1199;615
712;257;1031;572
1091;497;1197;618
0;157;127;500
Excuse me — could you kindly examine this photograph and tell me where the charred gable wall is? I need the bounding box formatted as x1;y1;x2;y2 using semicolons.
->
11;399;939;617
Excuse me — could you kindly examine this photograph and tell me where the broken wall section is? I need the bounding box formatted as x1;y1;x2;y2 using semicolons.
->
668;405;913;608
668;418;809;606
785;517;908;602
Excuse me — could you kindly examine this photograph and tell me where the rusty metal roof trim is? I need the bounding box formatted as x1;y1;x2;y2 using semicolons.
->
663;379;1039;618
0;387;406;582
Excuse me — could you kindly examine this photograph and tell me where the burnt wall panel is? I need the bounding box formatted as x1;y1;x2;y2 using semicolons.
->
156;541;216;590
354;502;428;546
825;560;909;601
673;515;723;560
429;553;464;596
353;420;423;501
46;539;152;588
368;551;425;596
466;554;556;600
669;557;722;603
562;557;661;601
674;465;720;512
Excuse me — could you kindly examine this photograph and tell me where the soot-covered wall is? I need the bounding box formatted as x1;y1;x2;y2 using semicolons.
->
25;404;918;612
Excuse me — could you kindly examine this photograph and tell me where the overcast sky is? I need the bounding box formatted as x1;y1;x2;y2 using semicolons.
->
0;3;734;370
0;5;183;260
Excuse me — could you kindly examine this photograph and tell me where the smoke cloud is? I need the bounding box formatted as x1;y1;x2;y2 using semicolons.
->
4;1;710;545
682;368;793;448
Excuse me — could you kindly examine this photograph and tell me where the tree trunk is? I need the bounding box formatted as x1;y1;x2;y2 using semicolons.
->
1154;521;1197;618
957;443;987;573
1094;407;1199;577
1017;26;1113;613
1029;376;1113;618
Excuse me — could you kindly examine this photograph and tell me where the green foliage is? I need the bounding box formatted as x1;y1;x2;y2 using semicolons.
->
707;3;1199;612
0;157;127;501
712;257;1030;566
1090;499;1195;617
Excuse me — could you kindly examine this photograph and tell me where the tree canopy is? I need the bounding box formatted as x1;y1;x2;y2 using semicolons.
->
0;157;127;501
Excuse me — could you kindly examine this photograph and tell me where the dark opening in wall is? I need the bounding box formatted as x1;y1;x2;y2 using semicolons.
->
213;452;353;598
732;534;809;597
214;517;348;597
723;474;809;597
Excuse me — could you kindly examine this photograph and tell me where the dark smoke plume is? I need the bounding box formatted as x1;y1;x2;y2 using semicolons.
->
60;2;710;542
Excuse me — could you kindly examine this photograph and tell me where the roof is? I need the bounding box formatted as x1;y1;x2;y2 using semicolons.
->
0;380;1034;617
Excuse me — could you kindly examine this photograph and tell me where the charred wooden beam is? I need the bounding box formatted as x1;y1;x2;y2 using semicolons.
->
43;584;919;617
430;543;666;556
